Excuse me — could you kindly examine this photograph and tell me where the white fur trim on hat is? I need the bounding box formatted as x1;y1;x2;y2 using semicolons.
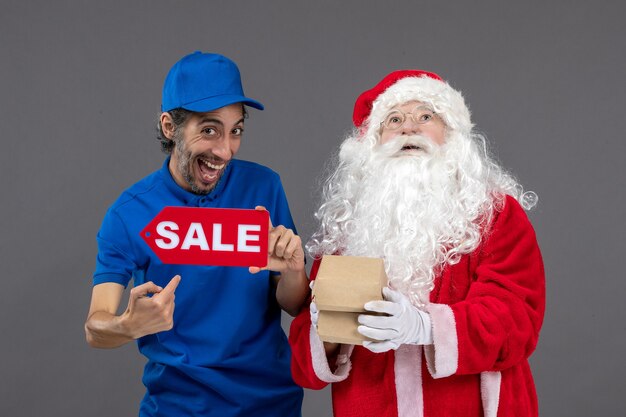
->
366;76;473;137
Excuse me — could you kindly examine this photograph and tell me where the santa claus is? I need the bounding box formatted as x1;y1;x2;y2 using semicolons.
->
289;70;545;417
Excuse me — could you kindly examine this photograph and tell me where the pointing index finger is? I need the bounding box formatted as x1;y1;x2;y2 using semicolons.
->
161;275;181;294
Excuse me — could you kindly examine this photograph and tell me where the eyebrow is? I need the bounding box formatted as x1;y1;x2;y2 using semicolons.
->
197;117;245;126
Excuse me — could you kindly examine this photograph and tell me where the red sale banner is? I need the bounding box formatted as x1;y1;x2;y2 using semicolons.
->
140;207;269;267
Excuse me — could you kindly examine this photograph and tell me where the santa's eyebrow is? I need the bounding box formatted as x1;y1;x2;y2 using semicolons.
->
411;104;435;110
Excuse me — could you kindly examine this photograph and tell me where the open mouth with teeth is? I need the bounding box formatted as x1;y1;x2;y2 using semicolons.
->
196;157;226;185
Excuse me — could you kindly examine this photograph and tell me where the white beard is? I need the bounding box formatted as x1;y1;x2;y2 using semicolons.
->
308;131;524;306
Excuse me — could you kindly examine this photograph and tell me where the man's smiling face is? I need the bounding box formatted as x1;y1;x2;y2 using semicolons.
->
165;103;245;194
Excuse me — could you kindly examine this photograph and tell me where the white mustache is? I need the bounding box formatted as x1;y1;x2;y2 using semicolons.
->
374;135;437;158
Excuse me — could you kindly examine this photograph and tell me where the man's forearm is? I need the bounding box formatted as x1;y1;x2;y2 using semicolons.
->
85;310;134;349
276;268;309;317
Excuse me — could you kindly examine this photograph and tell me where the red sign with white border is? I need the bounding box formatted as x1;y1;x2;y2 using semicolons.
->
140;207;269;267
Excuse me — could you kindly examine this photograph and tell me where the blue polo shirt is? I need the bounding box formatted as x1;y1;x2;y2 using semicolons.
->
94;157;303;416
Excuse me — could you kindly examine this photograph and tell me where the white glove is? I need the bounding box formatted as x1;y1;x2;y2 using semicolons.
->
310;300;319;328
309;280;319;328
358;287;433;353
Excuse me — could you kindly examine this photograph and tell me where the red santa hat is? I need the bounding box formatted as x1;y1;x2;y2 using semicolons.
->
352;70;473;135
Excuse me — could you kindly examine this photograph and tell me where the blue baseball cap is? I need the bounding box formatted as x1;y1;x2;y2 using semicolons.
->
161;51;264;112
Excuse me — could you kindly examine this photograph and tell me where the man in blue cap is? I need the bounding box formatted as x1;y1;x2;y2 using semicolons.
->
85;52;308;416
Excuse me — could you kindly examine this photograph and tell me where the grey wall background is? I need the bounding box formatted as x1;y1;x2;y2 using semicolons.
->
1;0;624;415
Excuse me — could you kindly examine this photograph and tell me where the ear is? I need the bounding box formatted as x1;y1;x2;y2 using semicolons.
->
356;125;368;141
160;112;176;139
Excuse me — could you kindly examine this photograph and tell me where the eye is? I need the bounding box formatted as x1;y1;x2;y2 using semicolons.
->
414;107;436;123
201;127;217;136
384;112;404;128
231;127;244;136
419;113;433;122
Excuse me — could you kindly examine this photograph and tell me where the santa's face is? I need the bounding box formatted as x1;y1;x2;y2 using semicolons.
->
379;101;447;148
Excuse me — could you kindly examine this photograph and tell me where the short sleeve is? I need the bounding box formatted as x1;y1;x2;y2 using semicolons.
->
270;176;297;233
93;208;137;287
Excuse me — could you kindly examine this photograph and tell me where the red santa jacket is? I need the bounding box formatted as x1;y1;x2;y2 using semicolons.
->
289;196;545;417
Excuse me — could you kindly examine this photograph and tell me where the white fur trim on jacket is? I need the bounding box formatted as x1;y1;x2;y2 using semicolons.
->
365;76;473;139
480;371;502;417
309;324;354;383
394;344;424;417
423;303;459;378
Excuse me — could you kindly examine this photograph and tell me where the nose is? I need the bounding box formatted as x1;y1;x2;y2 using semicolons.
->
211;136;232;160
399;116;422;136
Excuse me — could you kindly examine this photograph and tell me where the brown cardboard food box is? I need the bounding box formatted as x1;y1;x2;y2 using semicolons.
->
312;255;388;345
